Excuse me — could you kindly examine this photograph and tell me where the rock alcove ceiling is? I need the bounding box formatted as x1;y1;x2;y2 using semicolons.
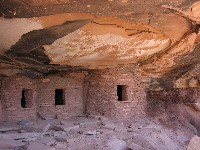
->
0;0;200;90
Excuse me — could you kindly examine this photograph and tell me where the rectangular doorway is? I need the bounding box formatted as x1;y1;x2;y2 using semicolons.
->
21;89;33;108
117;85;127;101
55;89;65;105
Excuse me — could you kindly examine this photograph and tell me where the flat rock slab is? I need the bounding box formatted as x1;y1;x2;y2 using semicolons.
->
26;121;57;132
100;117;111;125
52;125;79;132
127;128;136;132
129;123;143;130
0;137;25;149
76;118;100;126
38;113;55;120
54;142;67;149
0;132;43;140
43;124;51;133
88;115;102;119
27;142;55;150
83;130;98;135
36;137;56;146
128;143;144;150
101;123;116;130
96;128;113;134
129;135;156;150
0;126;19;132
18;120;35;126
114;126;127;132
54;134;79;142
60;120;74;126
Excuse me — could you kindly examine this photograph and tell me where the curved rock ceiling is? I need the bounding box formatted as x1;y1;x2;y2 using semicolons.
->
44;17;170;68
0;0;200;90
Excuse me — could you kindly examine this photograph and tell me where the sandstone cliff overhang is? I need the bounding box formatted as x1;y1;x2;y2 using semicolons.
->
0;0;200;89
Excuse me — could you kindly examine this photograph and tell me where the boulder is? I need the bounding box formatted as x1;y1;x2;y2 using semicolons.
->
187;136;200;150
129;135;156;150
193;103;200;112
106;138;126;150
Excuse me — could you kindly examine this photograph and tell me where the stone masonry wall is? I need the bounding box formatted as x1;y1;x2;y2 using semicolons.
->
0;78;3;122
36;73;85;119
1;77;37;122
87;68;146;117
1;69;148;121
1;72;86;122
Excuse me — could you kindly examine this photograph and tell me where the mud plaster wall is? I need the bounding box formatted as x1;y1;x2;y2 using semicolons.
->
1;73;86;122
87;69;146;117
146;88;200;116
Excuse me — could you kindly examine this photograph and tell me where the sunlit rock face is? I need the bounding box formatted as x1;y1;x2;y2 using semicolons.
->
44;17;170;68
163;1;200;23
0;0;199;89
0;13;93;78
0;18;43;52
0;13;94;52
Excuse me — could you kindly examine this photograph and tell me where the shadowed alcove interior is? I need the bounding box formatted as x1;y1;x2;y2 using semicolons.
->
55;89;65;105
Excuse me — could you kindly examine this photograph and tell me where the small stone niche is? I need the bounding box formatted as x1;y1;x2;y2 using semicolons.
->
21;89;33;108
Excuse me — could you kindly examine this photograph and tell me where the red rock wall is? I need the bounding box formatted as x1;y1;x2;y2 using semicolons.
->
86;69;146;117
1;73;86;122
146;88;200;116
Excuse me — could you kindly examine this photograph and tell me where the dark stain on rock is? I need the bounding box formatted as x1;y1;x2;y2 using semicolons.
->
1;19;91;77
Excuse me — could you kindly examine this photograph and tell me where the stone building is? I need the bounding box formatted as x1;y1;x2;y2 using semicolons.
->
0;68;147;122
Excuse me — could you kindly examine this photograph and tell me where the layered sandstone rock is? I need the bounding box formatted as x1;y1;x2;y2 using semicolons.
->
0;0;200;88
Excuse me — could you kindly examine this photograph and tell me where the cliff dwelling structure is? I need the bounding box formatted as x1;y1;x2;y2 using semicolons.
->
0;0;200;150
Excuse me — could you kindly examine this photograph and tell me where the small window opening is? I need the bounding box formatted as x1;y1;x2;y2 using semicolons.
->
55;89;65;105
21;89;33;108
117;85;127;101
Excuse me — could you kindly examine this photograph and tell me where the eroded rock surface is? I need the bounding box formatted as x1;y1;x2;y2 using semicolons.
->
0;0;199;90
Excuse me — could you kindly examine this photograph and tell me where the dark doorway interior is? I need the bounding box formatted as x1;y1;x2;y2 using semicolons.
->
21;89;32;108
117;85;127;101
55;89;65;105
